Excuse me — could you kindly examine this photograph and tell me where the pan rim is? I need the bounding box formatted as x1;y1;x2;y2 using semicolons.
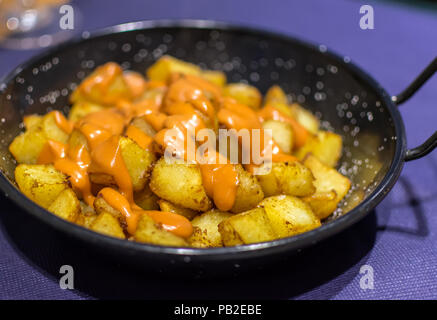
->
0;19;406;259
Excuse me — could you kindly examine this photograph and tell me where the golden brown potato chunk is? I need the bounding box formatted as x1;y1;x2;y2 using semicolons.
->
262;120;294;154
264;85;288;105
231;165;264;213
289;103;320;135
218;207;277;246
9;128;47;164
223;83;262;110
134;185;160;211
257;161;315;197
188;210;233;247
147;55;201;82
48;188;81;222
90;212;125;239
201;70;227;87
296;131;342;167
15;164;68;209
259;195;321;238
41;112;69;144
70;62;131;105
150;158;213;211
134;214;188;246
23;114;43;131
158;199;198;220
119;137;156;191
302;155;351;219
68;100;105;122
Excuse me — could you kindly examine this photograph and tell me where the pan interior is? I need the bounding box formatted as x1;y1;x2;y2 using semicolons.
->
0;25;397;223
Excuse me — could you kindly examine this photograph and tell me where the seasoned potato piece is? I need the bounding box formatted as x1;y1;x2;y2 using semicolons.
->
9;128;47;164
147;55;201;82
41;112;69;143
68;100;105;122
262;120;294;154
71;62;131;105
259;195;321;238
301;191;338;220
134;214;188;246
15;164;68;209
264;85;288;105
119;137;156;191
76;212;97;228
296;131;342;167
90;212;125;239
150;158;213;211
257;161;315;197
223;83;262;110
302;155;351;219
201;70;227;87
218;207;276;246
94;194;124;222
134;185;160;211
130;117;156;137
158;199;198;220
67;129;89;150
289;103;319;135
188;210;233;247
231;165;264;213
23;114;43;131
48;188;80;222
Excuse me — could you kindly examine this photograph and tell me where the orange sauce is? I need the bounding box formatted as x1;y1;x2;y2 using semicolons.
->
35;62;306;237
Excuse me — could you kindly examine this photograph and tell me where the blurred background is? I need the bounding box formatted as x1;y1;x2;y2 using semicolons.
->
0;0;436;300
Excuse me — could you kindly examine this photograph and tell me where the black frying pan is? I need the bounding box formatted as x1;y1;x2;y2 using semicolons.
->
0;20;435;273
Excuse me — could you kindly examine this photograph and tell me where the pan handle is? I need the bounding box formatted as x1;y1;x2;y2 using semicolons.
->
391;57;437;161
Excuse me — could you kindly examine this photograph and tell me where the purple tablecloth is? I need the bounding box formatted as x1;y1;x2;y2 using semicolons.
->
0;0;436;300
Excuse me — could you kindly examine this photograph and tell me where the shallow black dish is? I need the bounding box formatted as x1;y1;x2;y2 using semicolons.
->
0;20;435;272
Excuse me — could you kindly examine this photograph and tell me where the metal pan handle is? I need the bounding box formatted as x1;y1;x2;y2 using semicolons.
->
391;57;437;161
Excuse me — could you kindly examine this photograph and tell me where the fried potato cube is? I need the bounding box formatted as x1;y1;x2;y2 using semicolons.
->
68;100;105;123
302;155;351;219
75;201;97;227
94;194;124;222
15;164;68;209
134;214;188;246
71;62;131;105
48;188;80;222
289;103;320;135
262;119;294;154
264;85;288;105
201;70;227;87
134;185;160;211
223;83;262;110
150;158;213;211
259;195;321;238
218;207;277;246
130;117;156;137
119;137;156;191
231;165;264;213
76;212;97;228
296;130;342;167
188;210;233;247
146;55;201;82
256;161;315;197
41;112;69;144
90;212;125;239
67;129;89;150
9;128;47;164
158;199;198;220
23;114;43;131
301;191;338;220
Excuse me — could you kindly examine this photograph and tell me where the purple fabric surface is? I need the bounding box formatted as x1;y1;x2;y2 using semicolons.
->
0;0;436;299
